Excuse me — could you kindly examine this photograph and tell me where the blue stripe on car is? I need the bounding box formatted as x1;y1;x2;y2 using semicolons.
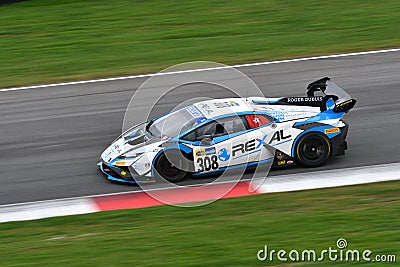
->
294;109;344;125
291;125;341;156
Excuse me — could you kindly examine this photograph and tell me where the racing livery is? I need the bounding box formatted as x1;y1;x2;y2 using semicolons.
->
98;77;356;183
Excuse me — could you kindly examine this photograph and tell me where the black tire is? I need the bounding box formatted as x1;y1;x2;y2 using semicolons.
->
154;150;189;183
295;132;331;167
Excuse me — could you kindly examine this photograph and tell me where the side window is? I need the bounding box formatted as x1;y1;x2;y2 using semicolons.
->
181;115;248;141
197;121;219;137
221;116;247;134
245;114;272;129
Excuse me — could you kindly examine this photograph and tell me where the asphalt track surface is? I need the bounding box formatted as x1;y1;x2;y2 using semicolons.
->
0;51;399;205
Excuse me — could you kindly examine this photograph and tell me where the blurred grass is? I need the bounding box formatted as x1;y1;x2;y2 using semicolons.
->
0;0;399;88
0;181;399;266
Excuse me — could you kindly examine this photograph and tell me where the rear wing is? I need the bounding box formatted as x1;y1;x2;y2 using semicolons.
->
251;77;356;113
306;77;356;112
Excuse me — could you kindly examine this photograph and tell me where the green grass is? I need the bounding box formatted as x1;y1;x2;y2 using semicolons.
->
0;181;399;266
1;0;399;88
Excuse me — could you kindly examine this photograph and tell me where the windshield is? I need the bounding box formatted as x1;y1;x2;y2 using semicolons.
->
324;80;351;104
147;105;207;139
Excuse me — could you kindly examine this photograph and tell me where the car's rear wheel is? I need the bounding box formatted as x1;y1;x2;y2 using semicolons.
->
295;132;331;167
154;150;189;183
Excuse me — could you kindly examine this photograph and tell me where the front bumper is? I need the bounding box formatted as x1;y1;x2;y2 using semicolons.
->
98;161;155;184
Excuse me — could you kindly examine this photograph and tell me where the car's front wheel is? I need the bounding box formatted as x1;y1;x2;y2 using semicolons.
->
154;150;189;183
295;132;331;167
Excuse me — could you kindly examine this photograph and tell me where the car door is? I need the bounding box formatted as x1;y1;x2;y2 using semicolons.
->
179;114;272;174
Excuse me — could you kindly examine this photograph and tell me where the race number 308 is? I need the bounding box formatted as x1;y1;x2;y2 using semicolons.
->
197;155;219;172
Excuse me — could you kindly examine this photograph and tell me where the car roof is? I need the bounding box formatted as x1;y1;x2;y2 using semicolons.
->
191;97;321;122
193;98;252;119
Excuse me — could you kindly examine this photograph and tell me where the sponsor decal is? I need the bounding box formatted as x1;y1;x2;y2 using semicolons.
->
231;134;269;158
218;148;230;162
232;139;256;157
205;147;216;155
194;117;207;124
200;103;214;115
277;160;286;166
195;148;216;157
264;110;308;121
256;135;268;148
213;100;240;108
269;130;291;144
133;162;150;172
195;149;206;157
121;171;127;176
186;105;203;117
333;99;356;112
115;161;127;166
287;96;323;102
186;105;207;123
112;144;123;154
103;150;113;160
336;99;354;107
324;128;340;134
287;160;294;164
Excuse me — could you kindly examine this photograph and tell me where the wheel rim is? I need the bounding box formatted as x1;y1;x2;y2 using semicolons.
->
301;137;326;161
159;156;182;177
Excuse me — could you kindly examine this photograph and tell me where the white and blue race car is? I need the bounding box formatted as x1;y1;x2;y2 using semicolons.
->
98;77;356;183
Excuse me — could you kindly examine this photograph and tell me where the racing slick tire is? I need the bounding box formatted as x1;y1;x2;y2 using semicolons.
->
295;132;331;167
154;150;189;183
